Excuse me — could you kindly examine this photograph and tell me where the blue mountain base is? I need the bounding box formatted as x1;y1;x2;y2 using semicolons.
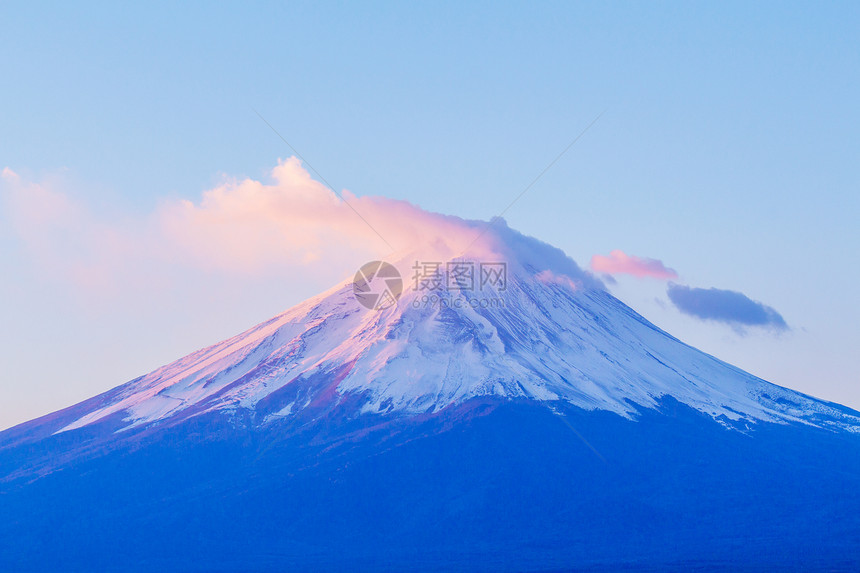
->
2;398;859;572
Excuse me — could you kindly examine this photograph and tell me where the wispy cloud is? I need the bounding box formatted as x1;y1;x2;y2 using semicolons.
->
1;159;472;293
667;283;788;333
590;249;678;280
1;159;599;302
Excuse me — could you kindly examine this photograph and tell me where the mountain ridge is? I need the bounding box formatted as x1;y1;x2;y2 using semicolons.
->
5;223;860;445
2;224;860;571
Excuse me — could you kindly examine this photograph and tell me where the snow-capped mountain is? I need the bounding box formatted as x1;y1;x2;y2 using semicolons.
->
2;223;860;572
53;223;859;436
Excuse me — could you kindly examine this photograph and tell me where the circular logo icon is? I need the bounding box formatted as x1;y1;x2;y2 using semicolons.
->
353;261;403;310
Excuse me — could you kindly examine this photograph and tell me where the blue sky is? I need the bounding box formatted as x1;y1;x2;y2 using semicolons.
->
1;1;858;429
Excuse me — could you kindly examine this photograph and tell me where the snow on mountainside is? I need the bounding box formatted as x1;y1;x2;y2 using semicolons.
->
56;223;860;435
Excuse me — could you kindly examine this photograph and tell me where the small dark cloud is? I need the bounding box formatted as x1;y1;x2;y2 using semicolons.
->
667;283;788;333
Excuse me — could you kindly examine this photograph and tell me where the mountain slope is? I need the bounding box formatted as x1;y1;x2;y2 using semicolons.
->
2;398;860;571
1;223;859;571
30;224;860;439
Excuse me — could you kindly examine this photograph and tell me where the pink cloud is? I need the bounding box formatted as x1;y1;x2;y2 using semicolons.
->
154;157;487;275
0;158;498;300
2;158;607;311
590;249;678;280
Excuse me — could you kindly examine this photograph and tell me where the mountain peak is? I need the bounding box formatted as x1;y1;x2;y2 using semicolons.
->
51;226;860;436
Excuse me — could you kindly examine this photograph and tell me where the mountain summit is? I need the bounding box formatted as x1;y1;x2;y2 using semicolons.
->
2;224;859;571
46;223;860;436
